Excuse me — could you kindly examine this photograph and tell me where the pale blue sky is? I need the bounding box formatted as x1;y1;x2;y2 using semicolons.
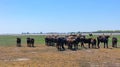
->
0;0;120;34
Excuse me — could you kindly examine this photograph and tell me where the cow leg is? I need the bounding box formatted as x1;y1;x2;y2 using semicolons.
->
52;42;55;46
76;44;78;49
27;43;29;47
74;44;77;50
56;43;60;51
32;43;34;47
49;42;51;46
30;43;31;47
19;43;21;47
92;43;94;48
93;43;96;48
116;44;117;48
88;43;90;48
115;43;117;48
106;42;108;48
57;46;59;50
58;46;60;51
30;43;32;47
58;46;61;51
27;44;29;47
81;42;84;47
97;42;100;48
47;42;49;46
59;44;61;51
28;43;31;47
113;42;117;48
70;44;72;50
68;43;72;50
17;43;21;47
61;44;65;50
94;43;96;48
31;44;33;47
104;43;105;48
112;43;114;47
46;42;49;46
68;44;70;49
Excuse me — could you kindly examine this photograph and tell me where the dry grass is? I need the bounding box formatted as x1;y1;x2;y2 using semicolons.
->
0;45;120;67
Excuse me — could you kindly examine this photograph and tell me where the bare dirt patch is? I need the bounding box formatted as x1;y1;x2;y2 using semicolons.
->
0;45;119;67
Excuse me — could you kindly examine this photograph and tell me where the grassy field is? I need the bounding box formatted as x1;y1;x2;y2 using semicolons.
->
0;35;45;46
0;35;120;47
0;35;119;67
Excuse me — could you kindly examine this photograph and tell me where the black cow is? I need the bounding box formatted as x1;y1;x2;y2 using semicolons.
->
45;36;49;46
56;37;66;51
79;36;85;48
97;35;110;48
89;33;93;36
112;37;117;48
80;37;92;48
79;35;97;48
27;38;31;47
73;37;80;49
31;38;35;47
46;36;53;46
45;35;58;46
91;38;96;48
26;38;35;47
16;38;21;47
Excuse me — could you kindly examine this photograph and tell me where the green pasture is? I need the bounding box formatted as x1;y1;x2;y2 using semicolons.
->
0;35;120;47
0;35;45;46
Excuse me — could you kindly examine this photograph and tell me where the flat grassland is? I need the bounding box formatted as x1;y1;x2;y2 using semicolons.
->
0;35;120;67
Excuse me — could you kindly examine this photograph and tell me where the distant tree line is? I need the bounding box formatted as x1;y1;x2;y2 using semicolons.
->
21;32;43;34
93;30;120;33
21;30;120;34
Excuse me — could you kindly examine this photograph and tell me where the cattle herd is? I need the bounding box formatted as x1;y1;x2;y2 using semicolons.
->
45;34;118;51
16;34;118;51
16;37;35;47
